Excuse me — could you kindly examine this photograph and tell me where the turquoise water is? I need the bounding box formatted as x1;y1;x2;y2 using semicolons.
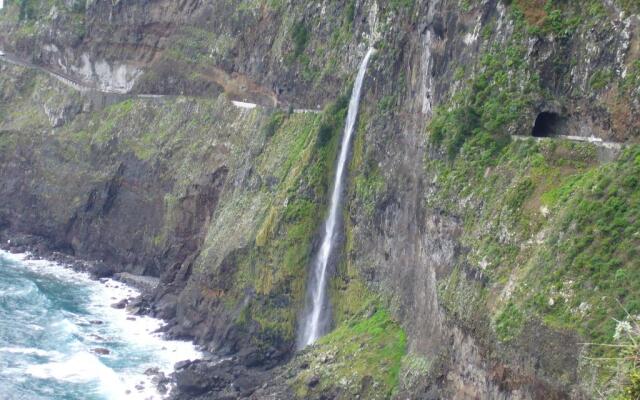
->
0;251;200;400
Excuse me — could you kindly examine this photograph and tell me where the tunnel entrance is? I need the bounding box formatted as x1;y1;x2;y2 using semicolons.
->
532;112;562;137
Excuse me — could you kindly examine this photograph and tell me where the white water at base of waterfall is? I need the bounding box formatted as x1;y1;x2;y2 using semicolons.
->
298;48;375;348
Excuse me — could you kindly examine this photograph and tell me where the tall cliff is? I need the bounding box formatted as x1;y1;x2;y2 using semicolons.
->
1;0;639;399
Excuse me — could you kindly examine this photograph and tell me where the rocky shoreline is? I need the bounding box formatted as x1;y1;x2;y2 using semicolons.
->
0;229;283;399
0;230;188;396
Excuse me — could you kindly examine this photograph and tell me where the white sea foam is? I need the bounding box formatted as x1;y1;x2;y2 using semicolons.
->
0;346;61;358
0;250;202;399
0;251;91;283
0;281;37;298
87;277;202;366
25;351;161;399
25;351;111;382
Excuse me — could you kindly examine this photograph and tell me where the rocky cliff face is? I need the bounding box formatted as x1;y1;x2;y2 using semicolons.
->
1;0;639;399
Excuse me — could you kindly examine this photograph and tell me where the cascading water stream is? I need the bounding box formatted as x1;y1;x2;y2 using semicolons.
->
298;48;375;348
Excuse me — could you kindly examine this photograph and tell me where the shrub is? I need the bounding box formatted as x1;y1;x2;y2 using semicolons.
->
263;111;287;138
316;94;349;148
590;69;614;91
292;21;309;57
494;302;524;341
18;0;38;20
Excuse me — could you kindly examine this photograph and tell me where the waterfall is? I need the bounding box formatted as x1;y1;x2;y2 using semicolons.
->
298;48;375;348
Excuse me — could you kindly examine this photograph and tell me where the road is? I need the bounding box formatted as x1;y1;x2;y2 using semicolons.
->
512;134;623;150
0;51;121;93
0;51;321;114
1;52;630;146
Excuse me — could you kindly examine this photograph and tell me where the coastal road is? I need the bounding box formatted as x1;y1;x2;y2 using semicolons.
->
512;134;623;150
0;51;120;93
0;50;321;113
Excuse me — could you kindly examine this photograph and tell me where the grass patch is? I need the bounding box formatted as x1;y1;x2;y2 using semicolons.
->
292;309;407;399
494;302;525;342
292;21;310;57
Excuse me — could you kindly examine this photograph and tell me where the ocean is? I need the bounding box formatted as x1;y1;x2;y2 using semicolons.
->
0;251;200;399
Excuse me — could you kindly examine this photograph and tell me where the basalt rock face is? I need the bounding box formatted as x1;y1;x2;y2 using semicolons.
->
1;0;640;399
0;62;262;281
0;0;379;104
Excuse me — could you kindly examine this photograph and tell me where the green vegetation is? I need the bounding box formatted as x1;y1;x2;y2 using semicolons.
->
621;60;640;97
622;370;640;400
262;110;288;138
590;68;614;91
399;353;432;390
494;302;524;341
220;96;351;348
18;0;38;20
428;102;639;389
292;309;407;399
345;0;356;23
0;62;342;352
317;95;349;147
292;21;310;57
387;0;416;13
527;147;640;345
165;26;230;66
429;109;638;336
377;95;397;115
352;166;384;217
349;109;385;218
1;0;87;47
507;0;640;38
437;265;487;330
423;6;640;388
2;0;639;397
607;318;640;399
428;7;538;159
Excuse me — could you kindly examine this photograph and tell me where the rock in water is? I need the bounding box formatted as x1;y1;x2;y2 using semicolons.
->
111;298;128;309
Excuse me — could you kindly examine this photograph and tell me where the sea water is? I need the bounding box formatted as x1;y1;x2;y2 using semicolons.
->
0;250;200;399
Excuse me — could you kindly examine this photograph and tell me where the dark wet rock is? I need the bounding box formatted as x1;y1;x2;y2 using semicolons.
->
174;360;230;396
170;359;270;400
92;348;110;355
89;320;104;325
174;360;191;370
144;367;160;376
157;380;169;395
128;298;143;307
111;299;128;309
114;272;160;292
151;372;167;384
91;262;114;279
155;374;171;393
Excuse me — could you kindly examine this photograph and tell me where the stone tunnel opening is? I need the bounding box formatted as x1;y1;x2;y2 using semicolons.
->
532;112;562;137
